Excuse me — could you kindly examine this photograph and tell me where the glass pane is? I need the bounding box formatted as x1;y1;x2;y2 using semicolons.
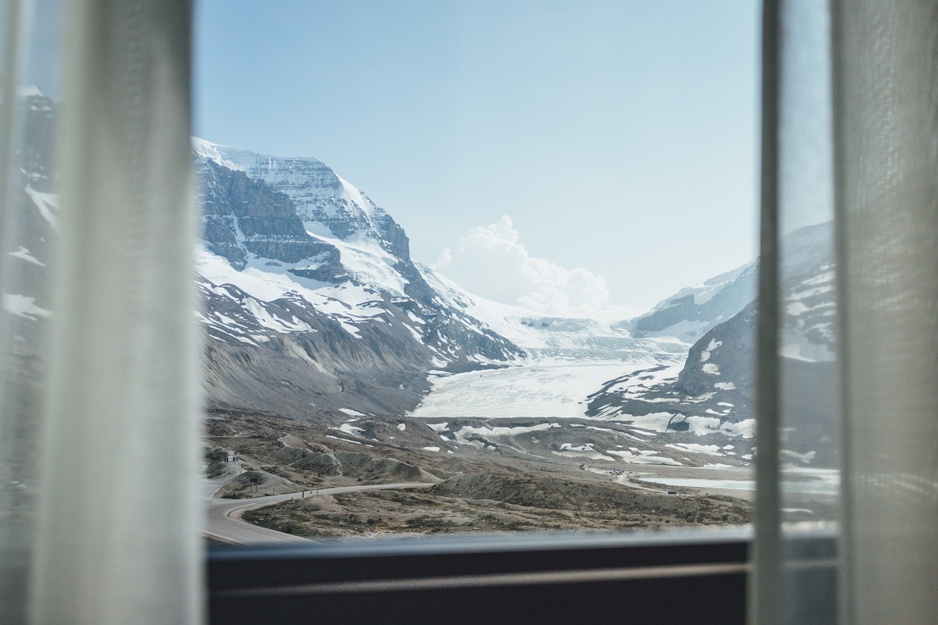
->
772;2;840;623
193;0;760;543
776;0;838;528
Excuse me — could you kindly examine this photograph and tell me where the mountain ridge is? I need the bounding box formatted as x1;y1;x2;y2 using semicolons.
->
192;138;529;420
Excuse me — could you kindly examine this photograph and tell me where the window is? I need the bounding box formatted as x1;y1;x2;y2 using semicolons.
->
194;0;764;545
2;2;936;624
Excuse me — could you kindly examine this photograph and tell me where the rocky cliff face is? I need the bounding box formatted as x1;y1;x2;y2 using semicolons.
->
676;302;756;397
199;158;342;273
193;140;411;259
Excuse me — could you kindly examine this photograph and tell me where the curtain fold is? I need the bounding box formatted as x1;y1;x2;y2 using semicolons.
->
0;0;204;623
754;0;938;624
749;1;783;622
832;1;938;624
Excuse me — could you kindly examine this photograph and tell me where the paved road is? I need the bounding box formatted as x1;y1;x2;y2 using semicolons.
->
204;482;434;545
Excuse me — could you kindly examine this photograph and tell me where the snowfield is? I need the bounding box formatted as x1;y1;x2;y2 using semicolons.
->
411;358;681;419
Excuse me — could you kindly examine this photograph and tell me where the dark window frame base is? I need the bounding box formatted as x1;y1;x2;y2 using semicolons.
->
208;528;836;625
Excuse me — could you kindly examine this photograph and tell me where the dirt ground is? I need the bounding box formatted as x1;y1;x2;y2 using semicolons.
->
241;473;751;538
205;411;770;539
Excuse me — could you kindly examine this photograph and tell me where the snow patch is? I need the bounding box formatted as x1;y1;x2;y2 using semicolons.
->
25;186;58;228
326;435;361;445
720;419;756;438
667;443;724;456
2;293;51;320
8;247;43;266
336;423;365;437
608;451;683;466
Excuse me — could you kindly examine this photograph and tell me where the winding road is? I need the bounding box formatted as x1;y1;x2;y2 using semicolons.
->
204;482;434;545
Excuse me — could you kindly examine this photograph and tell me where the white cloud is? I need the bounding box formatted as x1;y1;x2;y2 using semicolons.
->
433;215;611;314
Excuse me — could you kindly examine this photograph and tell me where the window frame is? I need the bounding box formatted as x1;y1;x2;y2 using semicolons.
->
206;528;836;624
202;4;836;625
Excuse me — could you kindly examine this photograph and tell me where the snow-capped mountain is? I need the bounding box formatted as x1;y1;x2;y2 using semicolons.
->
192;139;525;419
675;222;835;397
588;221;838;466
193;138;409;258
628;261;757;343
679;222;837;465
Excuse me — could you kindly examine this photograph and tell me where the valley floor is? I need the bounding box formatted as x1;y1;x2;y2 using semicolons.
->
204;411;765;542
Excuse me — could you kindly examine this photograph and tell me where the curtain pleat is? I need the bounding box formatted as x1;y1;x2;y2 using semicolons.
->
16;0;204;623
832;1;938;624
755;1;938;624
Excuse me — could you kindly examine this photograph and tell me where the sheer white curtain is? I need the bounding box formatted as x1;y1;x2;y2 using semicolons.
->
0;0;204;624
753;1;938;624
832;1;938;623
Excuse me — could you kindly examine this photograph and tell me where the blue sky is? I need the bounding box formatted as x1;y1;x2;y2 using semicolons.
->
194;0;759;313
